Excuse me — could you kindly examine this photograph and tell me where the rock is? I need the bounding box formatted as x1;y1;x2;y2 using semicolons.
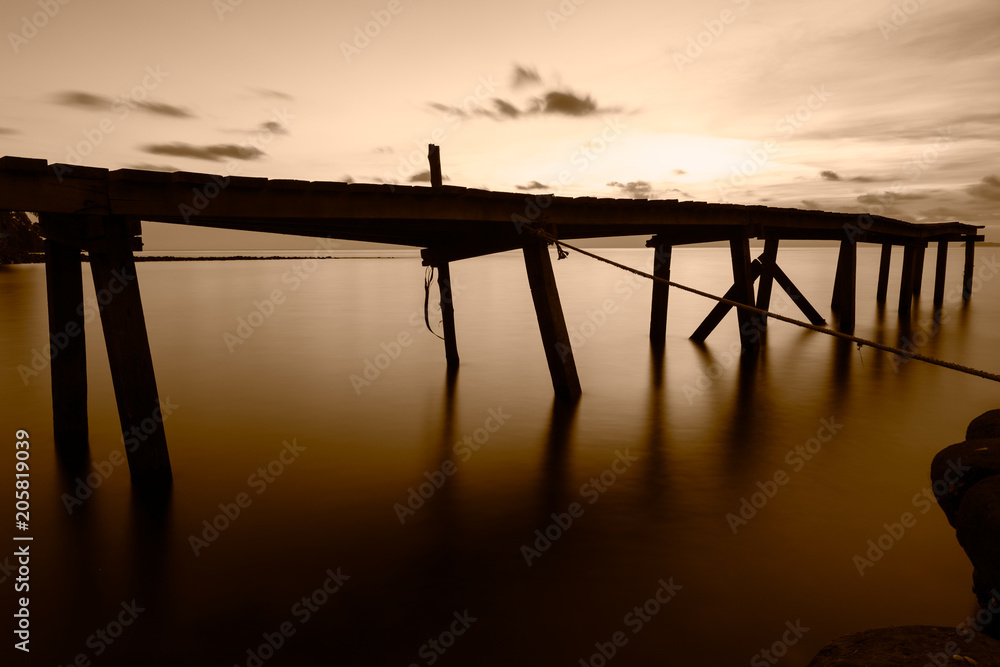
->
807;625;1000;666
955;475;1000;636
931;439;1000;526
969;410;1000;440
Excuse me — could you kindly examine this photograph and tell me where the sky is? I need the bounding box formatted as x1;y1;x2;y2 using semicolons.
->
1;0;998;248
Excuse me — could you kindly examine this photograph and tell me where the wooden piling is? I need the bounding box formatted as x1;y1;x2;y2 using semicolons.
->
436;262;459;368
899;244;916;316
648;240;671;346
690;260;761;342
757;253;826;326
964;235;976;300
876;243;892;304
729;234;760;354
43;235;89;445
933;241;949;306
521;238;581;402
428;144;443;188
754;238;779;335
89;215;172;481
832;238;857;332
912;244;926;296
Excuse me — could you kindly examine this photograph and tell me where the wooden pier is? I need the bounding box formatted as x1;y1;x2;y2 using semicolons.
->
0;153;983;483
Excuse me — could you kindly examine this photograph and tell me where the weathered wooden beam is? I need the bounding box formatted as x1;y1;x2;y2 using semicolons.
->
876;243;892;304
964;235;976;300
42;230;89;446
759;259;826;325
832;238;857;332
89;215;172;482
428;144;443;188
690;260;762;342
754;238;779;335
730;235;760;354
436;262;459;368
521;239;581;402
648;241;672;346
933;241;949;306
912;243;926;296
899;244;916;316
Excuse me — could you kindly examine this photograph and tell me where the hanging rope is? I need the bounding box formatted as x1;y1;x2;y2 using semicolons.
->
423;266;445;341
527;228;1000;383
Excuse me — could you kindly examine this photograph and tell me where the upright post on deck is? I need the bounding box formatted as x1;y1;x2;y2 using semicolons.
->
899;244;916;316
933;241;949;307
876;243;892;304
428;144;443;188
963;235;976;300
436;262;459;368
729;232;760;354
755;237;779;336
912;244;926;296
832;237;856;331
42;232;88;445
522;237;581;402
89;215;172;482
648;239;671;347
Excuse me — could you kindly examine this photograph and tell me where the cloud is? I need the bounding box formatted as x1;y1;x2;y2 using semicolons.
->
850;175;879;183
135;101;194;118
0;128;19;135
258;120;288;135
142;142;265;162
672;169;686;176
493;98;521;119
53;91;110;110
608;180;654;199
968;174;1000;200
342;175;355;184
820;170;841;181
512;64;541;88
801;199;822;209
409;170;448;183
516;180;550;191
127;162;177;172
532;90;599;116
250;87;294;100
857;191;930;206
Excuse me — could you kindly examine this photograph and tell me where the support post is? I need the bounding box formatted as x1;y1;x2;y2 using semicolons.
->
436;262;459;368
690;260;761;342
89;215;172;482
754;238;779;336
428;144;442;188
964;235;976;300
729;234;760;354
912;244;926;296
933;241;948;306
521;238;581;402
833;237;856;332
648;241;671;346
43;233;89;445
876;243;892;304
757;256;826;325
899;244;916;317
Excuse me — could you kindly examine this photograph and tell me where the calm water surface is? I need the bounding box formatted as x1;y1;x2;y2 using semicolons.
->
2;246;999;666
